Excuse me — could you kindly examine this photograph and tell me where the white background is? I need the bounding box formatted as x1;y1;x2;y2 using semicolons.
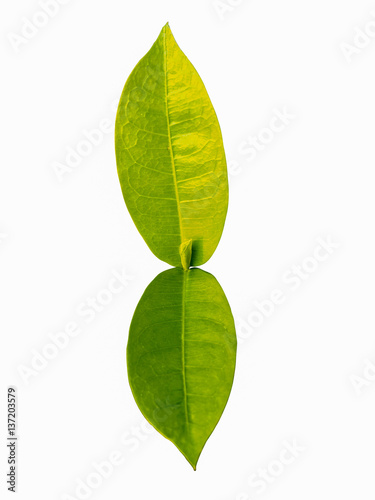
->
1;0;375;499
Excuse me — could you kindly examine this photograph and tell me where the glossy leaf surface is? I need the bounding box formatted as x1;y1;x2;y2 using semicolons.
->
127;267;237;469
115;24;228;268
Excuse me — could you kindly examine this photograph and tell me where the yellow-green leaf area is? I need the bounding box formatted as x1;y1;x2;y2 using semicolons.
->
115;24;228;268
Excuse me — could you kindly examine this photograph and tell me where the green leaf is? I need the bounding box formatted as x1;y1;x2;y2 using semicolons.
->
115;23;228;269
127;267;237;469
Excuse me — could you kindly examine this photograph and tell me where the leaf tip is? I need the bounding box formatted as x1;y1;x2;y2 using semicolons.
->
160;22;176;47
161;22;172;35
180;448;199;470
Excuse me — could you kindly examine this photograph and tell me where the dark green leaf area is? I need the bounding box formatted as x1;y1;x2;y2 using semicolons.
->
127;267;237;469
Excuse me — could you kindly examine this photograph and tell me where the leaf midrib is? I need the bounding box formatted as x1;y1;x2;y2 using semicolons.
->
163;29;184;248
181;270;189;429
